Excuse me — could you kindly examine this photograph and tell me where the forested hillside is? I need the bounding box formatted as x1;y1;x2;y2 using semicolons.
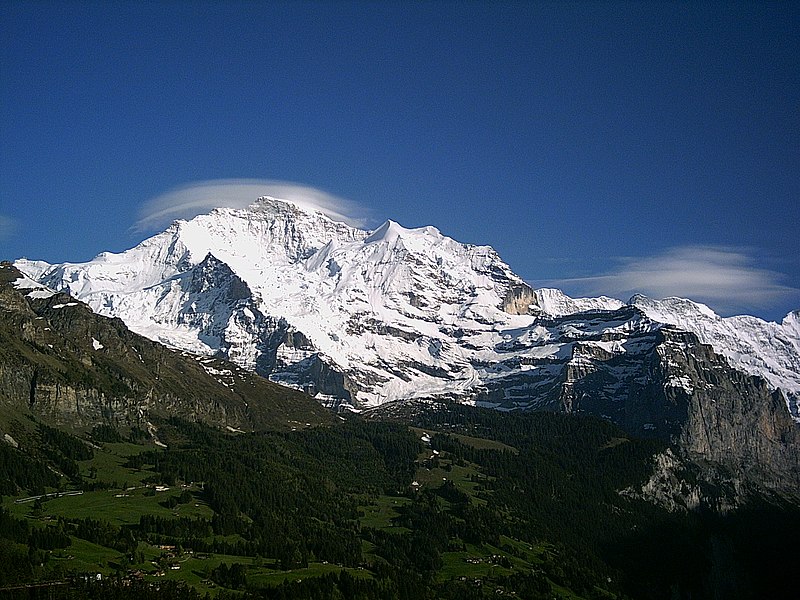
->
1;407;798;599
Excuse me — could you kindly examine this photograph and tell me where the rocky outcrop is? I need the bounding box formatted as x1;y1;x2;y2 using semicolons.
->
502;284;536;315
620;449;742;514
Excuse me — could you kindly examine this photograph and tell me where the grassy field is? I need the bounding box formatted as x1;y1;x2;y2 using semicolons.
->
0;417;614;599
436;539;547;582
78;441;157;487
497;535;549;565
413;453;489;505
0;406;39;446
50;537;122;576
358;495;411;532
247;562;372;588
411;426;518;453
3;436;212;525
152;552;256;596
0;424;527;595
10;485;212;525
410;426;505;507
438;549;515;581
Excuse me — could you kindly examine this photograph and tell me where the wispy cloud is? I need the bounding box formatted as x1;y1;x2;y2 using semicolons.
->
134;179;370;232
0;215;16;241
548;245;800;317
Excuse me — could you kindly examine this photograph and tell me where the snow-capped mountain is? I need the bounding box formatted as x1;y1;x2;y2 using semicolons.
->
629;295;800;418
15;197;800;423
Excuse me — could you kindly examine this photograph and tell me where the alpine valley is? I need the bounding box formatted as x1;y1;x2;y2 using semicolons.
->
2;196;800;599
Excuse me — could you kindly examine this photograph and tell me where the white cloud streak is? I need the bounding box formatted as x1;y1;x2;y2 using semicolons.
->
0;215;16;241
134;179;370;232
549;245;800;317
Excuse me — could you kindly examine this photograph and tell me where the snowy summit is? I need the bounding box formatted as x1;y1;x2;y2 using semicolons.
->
15;197;800;420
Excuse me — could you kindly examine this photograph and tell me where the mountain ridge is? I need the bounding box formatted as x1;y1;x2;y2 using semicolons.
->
16;196;800;421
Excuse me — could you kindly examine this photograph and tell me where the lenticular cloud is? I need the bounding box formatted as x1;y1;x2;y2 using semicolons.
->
552;245;800;317
134;179;369;232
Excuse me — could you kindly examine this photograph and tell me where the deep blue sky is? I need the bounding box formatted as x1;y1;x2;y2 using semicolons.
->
1;1;798;320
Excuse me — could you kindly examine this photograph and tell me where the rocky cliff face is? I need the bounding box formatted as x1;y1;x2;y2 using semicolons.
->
0;262;333;434
367;303;800;505
661;330;800;502
631;295;800;419
574;325;800;509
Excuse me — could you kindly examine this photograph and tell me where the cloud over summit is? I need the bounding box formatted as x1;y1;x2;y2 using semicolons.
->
134;179;370;232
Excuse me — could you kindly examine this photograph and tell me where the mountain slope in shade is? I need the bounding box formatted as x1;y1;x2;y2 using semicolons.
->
0;262;334;434
14;197;800;423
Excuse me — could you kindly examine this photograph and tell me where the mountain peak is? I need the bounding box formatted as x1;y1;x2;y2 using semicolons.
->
363;220;442;245
231;195;361;228
364;220;403;244
12;197;800;419
529;287;624;316
783;310;800;333
629;294;719;320
250;195;319;215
